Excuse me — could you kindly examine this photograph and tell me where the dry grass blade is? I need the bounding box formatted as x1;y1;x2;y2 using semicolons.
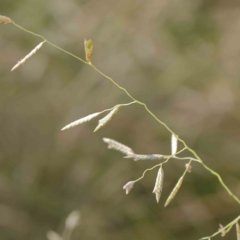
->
11;41;45;71
61;112;101;131
0;15;13;24
164;176;183;207
103;138;134;155
124;154;163;161
171;134;178;155
153;166;164;203
123;181;135;194
84;39;93;63
236;222;240;240
94;106;119;132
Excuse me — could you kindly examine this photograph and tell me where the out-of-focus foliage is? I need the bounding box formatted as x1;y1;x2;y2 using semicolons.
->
0;0;240;239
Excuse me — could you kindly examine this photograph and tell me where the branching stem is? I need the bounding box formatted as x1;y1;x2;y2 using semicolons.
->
133;147;187;183
10;20;240;239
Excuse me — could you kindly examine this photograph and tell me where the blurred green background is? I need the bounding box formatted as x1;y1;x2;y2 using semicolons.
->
0;0;240;239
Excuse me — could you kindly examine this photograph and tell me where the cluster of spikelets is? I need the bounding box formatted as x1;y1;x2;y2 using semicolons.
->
2;14;240;239
60;100;192;206
1;13;190;206
47;211;80;240
103;135;192;206
1;14;186;206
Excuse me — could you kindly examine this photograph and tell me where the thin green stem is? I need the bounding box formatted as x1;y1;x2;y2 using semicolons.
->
133;148;187;183
172;156;200;163
102;101;136;113
12;22;45;39
201;162;240;204
95;101;136;115
118;101;136;107
133;164;162;183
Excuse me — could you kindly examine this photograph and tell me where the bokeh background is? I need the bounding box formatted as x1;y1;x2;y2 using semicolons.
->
0;0;240;239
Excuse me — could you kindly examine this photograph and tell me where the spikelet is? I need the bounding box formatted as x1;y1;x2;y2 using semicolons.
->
94;106;119;132
84;39;93;63
153;166;164;203
124;154;163;161
171;134;178;155
0;15;13;24
185;163;192;173
102;138;134;155
218;224;226;237
61;112;101;131
11;41;45;71
46;231;62;240
236;222;240;240
164;176;183;207
123;181;135;194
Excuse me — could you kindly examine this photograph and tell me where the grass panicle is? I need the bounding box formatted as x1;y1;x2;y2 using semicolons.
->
3;19;240;240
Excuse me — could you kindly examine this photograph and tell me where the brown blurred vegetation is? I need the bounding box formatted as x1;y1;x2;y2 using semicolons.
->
0;0;240;239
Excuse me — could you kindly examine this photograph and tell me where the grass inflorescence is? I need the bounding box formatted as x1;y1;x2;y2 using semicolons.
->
1;15;239;240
